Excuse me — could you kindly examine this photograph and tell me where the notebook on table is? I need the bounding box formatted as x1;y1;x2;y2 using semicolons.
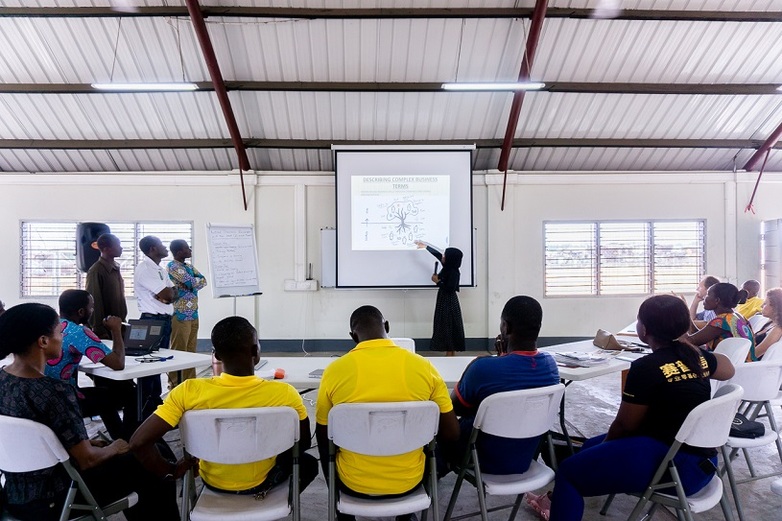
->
123;318;167;356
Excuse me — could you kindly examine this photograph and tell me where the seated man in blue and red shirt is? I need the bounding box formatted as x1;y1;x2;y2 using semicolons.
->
45;289;136;440
442;295;560;475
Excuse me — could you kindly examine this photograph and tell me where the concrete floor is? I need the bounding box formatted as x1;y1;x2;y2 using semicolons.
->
86;352;782;521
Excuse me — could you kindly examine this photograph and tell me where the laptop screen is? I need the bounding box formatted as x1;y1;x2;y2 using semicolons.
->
124;319;165;351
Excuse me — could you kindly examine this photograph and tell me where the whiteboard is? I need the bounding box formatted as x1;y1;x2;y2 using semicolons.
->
206;223;262;298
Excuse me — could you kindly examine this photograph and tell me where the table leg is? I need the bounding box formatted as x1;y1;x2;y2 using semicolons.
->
136;383;143;422
560;380;574;454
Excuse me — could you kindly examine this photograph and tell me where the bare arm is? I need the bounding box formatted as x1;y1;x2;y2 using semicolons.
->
155;287;177;304
130;414;196;479
437;410;460;442
99;316;125;370
299;418;312;451
686;324;723;349
68;438;128;470
711;353;736;381
605;402;648;441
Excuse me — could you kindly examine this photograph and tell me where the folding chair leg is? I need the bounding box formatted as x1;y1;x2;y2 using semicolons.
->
599;493;615;515
719;490;736;521
507;494;524;521
444;467;468;521
180;469;191;521
763;402;782;467
546;432;557;471
721;446;746;521
59;483;79;521
627;494;651;521
472;461;490;521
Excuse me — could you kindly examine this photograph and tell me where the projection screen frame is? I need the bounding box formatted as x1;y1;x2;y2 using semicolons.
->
333;145;475;289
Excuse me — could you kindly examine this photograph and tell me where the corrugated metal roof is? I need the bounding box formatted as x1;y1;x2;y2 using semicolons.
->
0;2;780;173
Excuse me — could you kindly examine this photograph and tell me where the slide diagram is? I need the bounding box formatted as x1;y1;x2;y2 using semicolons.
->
351;175;450;250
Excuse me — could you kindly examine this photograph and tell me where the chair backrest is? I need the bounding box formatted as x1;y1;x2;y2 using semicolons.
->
675;383;744;448
179;407;300;464
726;361;782;402
328;401;439;456
0;415;70;472
762;340;782;362
391;338;416;352
749;315;771;334
714;337;752;366
473;384;566;439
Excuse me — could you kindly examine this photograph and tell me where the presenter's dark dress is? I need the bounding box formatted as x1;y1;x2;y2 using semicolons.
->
426;246;465;352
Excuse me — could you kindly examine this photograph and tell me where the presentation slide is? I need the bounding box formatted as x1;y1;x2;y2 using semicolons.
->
334;147;474;288
351;175;450;251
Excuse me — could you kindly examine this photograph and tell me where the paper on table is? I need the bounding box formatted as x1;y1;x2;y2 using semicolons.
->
554;351;615;368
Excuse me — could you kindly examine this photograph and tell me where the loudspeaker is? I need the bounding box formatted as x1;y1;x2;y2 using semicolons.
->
76;222;110;273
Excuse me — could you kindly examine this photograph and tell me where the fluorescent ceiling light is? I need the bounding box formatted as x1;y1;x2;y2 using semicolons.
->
441;82;546;91
91;82;199;92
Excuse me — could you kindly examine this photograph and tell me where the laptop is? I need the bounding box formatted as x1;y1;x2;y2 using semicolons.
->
123;318;166;356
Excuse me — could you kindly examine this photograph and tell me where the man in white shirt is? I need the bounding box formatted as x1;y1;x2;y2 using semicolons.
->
134;235;178;417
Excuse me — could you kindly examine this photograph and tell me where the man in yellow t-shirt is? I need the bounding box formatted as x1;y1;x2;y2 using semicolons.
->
130;316;318;493
736;279;764;320
315;305;459;521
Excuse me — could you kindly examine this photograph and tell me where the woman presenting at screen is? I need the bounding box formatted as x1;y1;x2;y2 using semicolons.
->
415;241;465;356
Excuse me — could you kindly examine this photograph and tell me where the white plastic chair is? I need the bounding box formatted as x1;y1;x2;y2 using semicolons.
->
603;384;743;521
720;362;782;521
391;338;416;352
714;338;752;366
178;407;301;521
762;340;782;362
711;338;752;396
443;384;566;521
326;401;440;521
749;315;771;334
0;415;138;521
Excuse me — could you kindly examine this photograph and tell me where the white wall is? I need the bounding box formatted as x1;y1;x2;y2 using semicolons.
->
1;170;779;340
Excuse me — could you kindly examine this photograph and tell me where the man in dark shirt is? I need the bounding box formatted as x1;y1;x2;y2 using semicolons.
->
442;295;559;475
85;233;127;340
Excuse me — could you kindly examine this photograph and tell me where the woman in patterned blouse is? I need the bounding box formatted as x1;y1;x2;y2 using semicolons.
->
686;282;756;359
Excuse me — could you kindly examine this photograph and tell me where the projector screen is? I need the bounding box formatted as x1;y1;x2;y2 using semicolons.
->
334;147;474;288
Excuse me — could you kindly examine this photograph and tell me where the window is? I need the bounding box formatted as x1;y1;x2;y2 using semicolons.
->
544;220;705;296
20;221;193;298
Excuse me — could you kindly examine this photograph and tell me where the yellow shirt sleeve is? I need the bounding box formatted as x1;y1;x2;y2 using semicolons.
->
153;379;190;427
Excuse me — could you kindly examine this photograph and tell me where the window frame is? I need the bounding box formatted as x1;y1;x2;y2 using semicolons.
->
19;220;194;299
543;219;706;297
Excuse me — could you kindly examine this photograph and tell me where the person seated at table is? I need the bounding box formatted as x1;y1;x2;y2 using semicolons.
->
548;295;735;521
45;289;138;440
439;295;559;476
0;303;179;521
130;316;319;496
752;288;782;359
315;305;460;521
686;282;755;358
736;279;763;320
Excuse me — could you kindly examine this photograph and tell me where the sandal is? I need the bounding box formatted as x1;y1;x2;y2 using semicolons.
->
525;491;552;521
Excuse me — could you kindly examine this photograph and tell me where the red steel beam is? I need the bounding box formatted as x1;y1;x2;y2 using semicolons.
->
498;0;548;210
744;120;782;171
186;0;251;210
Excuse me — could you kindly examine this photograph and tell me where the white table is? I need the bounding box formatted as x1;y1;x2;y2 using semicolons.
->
541;338;647;450
81;349;212;420
256;355;475;388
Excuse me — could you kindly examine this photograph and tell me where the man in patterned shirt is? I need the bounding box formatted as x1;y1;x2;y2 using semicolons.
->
167;239;207;388
45;289;137;440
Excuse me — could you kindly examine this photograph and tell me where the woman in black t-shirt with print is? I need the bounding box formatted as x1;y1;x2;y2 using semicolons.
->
549;295;735;521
